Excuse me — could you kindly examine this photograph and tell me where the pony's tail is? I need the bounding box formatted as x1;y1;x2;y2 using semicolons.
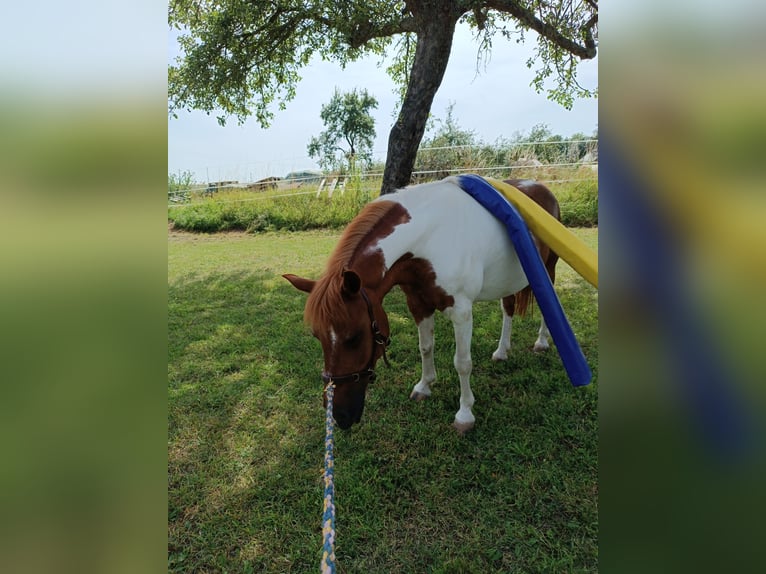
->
514;285;536;318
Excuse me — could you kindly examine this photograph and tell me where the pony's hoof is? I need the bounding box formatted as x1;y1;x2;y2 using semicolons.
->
409;390;430;401
532;342;549;353
491;350;507;361
452;420;475;435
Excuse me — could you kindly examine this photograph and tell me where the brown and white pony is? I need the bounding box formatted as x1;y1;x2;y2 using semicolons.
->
284;176;560;432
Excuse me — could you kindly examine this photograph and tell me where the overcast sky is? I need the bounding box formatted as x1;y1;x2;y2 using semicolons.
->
168;23;598;183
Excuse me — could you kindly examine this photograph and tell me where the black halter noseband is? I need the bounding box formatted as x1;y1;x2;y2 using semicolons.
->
321;288;391;387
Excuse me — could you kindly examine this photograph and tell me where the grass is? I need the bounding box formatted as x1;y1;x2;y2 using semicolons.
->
168;169;598;232
168;228;598;573
167;189;371;233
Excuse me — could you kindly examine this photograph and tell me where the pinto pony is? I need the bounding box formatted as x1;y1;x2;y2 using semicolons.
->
284;176;560;433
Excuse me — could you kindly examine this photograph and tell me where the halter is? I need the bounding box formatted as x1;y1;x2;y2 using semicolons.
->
321;287;391;387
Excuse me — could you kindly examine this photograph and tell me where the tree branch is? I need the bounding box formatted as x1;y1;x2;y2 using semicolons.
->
582;12;597;51
340;15;418;49
484;0;597;59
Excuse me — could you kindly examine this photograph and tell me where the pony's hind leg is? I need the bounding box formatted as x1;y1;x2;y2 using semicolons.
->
534;245;557;353
533;319;551;352
492;296;515;361
446;300;475;434
492;295;551;355
410;314;436;401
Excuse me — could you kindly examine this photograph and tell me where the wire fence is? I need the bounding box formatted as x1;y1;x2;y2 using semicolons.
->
168;139;598;206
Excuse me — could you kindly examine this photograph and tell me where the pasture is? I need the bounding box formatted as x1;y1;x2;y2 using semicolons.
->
167;167;599;233
168;227;598;573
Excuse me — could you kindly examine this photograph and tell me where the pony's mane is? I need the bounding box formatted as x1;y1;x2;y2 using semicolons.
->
304;200;399;329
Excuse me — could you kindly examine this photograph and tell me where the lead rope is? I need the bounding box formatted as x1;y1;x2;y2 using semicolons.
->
321;382;337;574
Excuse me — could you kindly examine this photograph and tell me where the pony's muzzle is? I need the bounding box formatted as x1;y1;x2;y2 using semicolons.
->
332;398;366;429
326;395;366;430
324;377;369;429
333;409;357;430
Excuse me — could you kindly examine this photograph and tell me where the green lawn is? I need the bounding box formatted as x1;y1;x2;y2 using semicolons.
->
168;228;598;573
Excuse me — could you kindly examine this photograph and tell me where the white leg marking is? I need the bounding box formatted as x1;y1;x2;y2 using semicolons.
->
449;301;475;433
410;315;435;400
492;299;513;361
533;318;551;353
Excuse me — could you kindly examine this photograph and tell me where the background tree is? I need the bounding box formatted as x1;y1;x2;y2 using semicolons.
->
507;122;597;164
307;88;378;173
169;0;598;194
415;102;480;179
423;102;477;149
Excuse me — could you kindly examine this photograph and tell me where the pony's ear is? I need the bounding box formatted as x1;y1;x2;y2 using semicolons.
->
341;270;361;296
282;274;315;293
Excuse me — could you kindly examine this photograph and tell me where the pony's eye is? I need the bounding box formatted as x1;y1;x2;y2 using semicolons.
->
344;332;363;348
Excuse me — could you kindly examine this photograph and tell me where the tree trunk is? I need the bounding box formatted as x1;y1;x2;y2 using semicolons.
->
380;11;459;195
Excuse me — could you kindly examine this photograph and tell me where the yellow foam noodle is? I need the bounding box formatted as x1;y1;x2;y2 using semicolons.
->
486;177;598;288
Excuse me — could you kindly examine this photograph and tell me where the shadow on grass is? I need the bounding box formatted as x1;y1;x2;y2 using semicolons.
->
169;269;598;573
169;270;328;572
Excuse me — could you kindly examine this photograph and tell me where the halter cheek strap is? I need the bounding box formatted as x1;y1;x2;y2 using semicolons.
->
321;287;391;387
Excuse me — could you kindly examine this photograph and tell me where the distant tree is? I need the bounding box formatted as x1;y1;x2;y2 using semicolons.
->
525;123;553;144
307;88;378;172
168;169;196;193
510;123;557;163
169;0;597;194
415;102;481;178
421;102;478;149
509;123;597;163
567;131;591;162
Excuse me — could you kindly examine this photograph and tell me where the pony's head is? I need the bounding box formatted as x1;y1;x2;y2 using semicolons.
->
283;269;390;429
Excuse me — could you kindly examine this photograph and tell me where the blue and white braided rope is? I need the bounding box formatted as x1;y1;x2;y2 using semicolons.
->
321;382;336;574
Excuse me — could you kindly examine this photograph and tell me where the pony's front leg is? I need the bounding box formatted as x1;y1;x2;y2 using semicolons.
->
410;314;436;401
447;301;475;434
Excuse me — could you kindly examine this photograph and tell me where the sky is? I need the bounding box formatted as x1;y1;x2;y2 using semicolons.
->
168;21;598;184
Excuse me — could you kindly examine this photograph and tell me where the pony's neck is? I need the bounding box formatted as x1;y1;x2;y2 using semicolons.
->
355;226;423;298
346;238;400;298
343;200;419;299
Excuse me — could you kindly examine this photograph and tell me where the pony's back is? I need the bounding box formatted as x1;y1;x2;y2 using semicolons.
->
373;178;529;303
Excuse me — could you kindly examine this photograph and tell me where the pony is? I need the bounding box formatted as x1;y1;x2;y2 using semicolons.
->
284;176;560;433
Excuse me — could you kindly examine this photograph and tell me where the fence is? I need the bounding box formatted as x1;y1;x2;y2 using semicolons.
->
168;139;597;206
